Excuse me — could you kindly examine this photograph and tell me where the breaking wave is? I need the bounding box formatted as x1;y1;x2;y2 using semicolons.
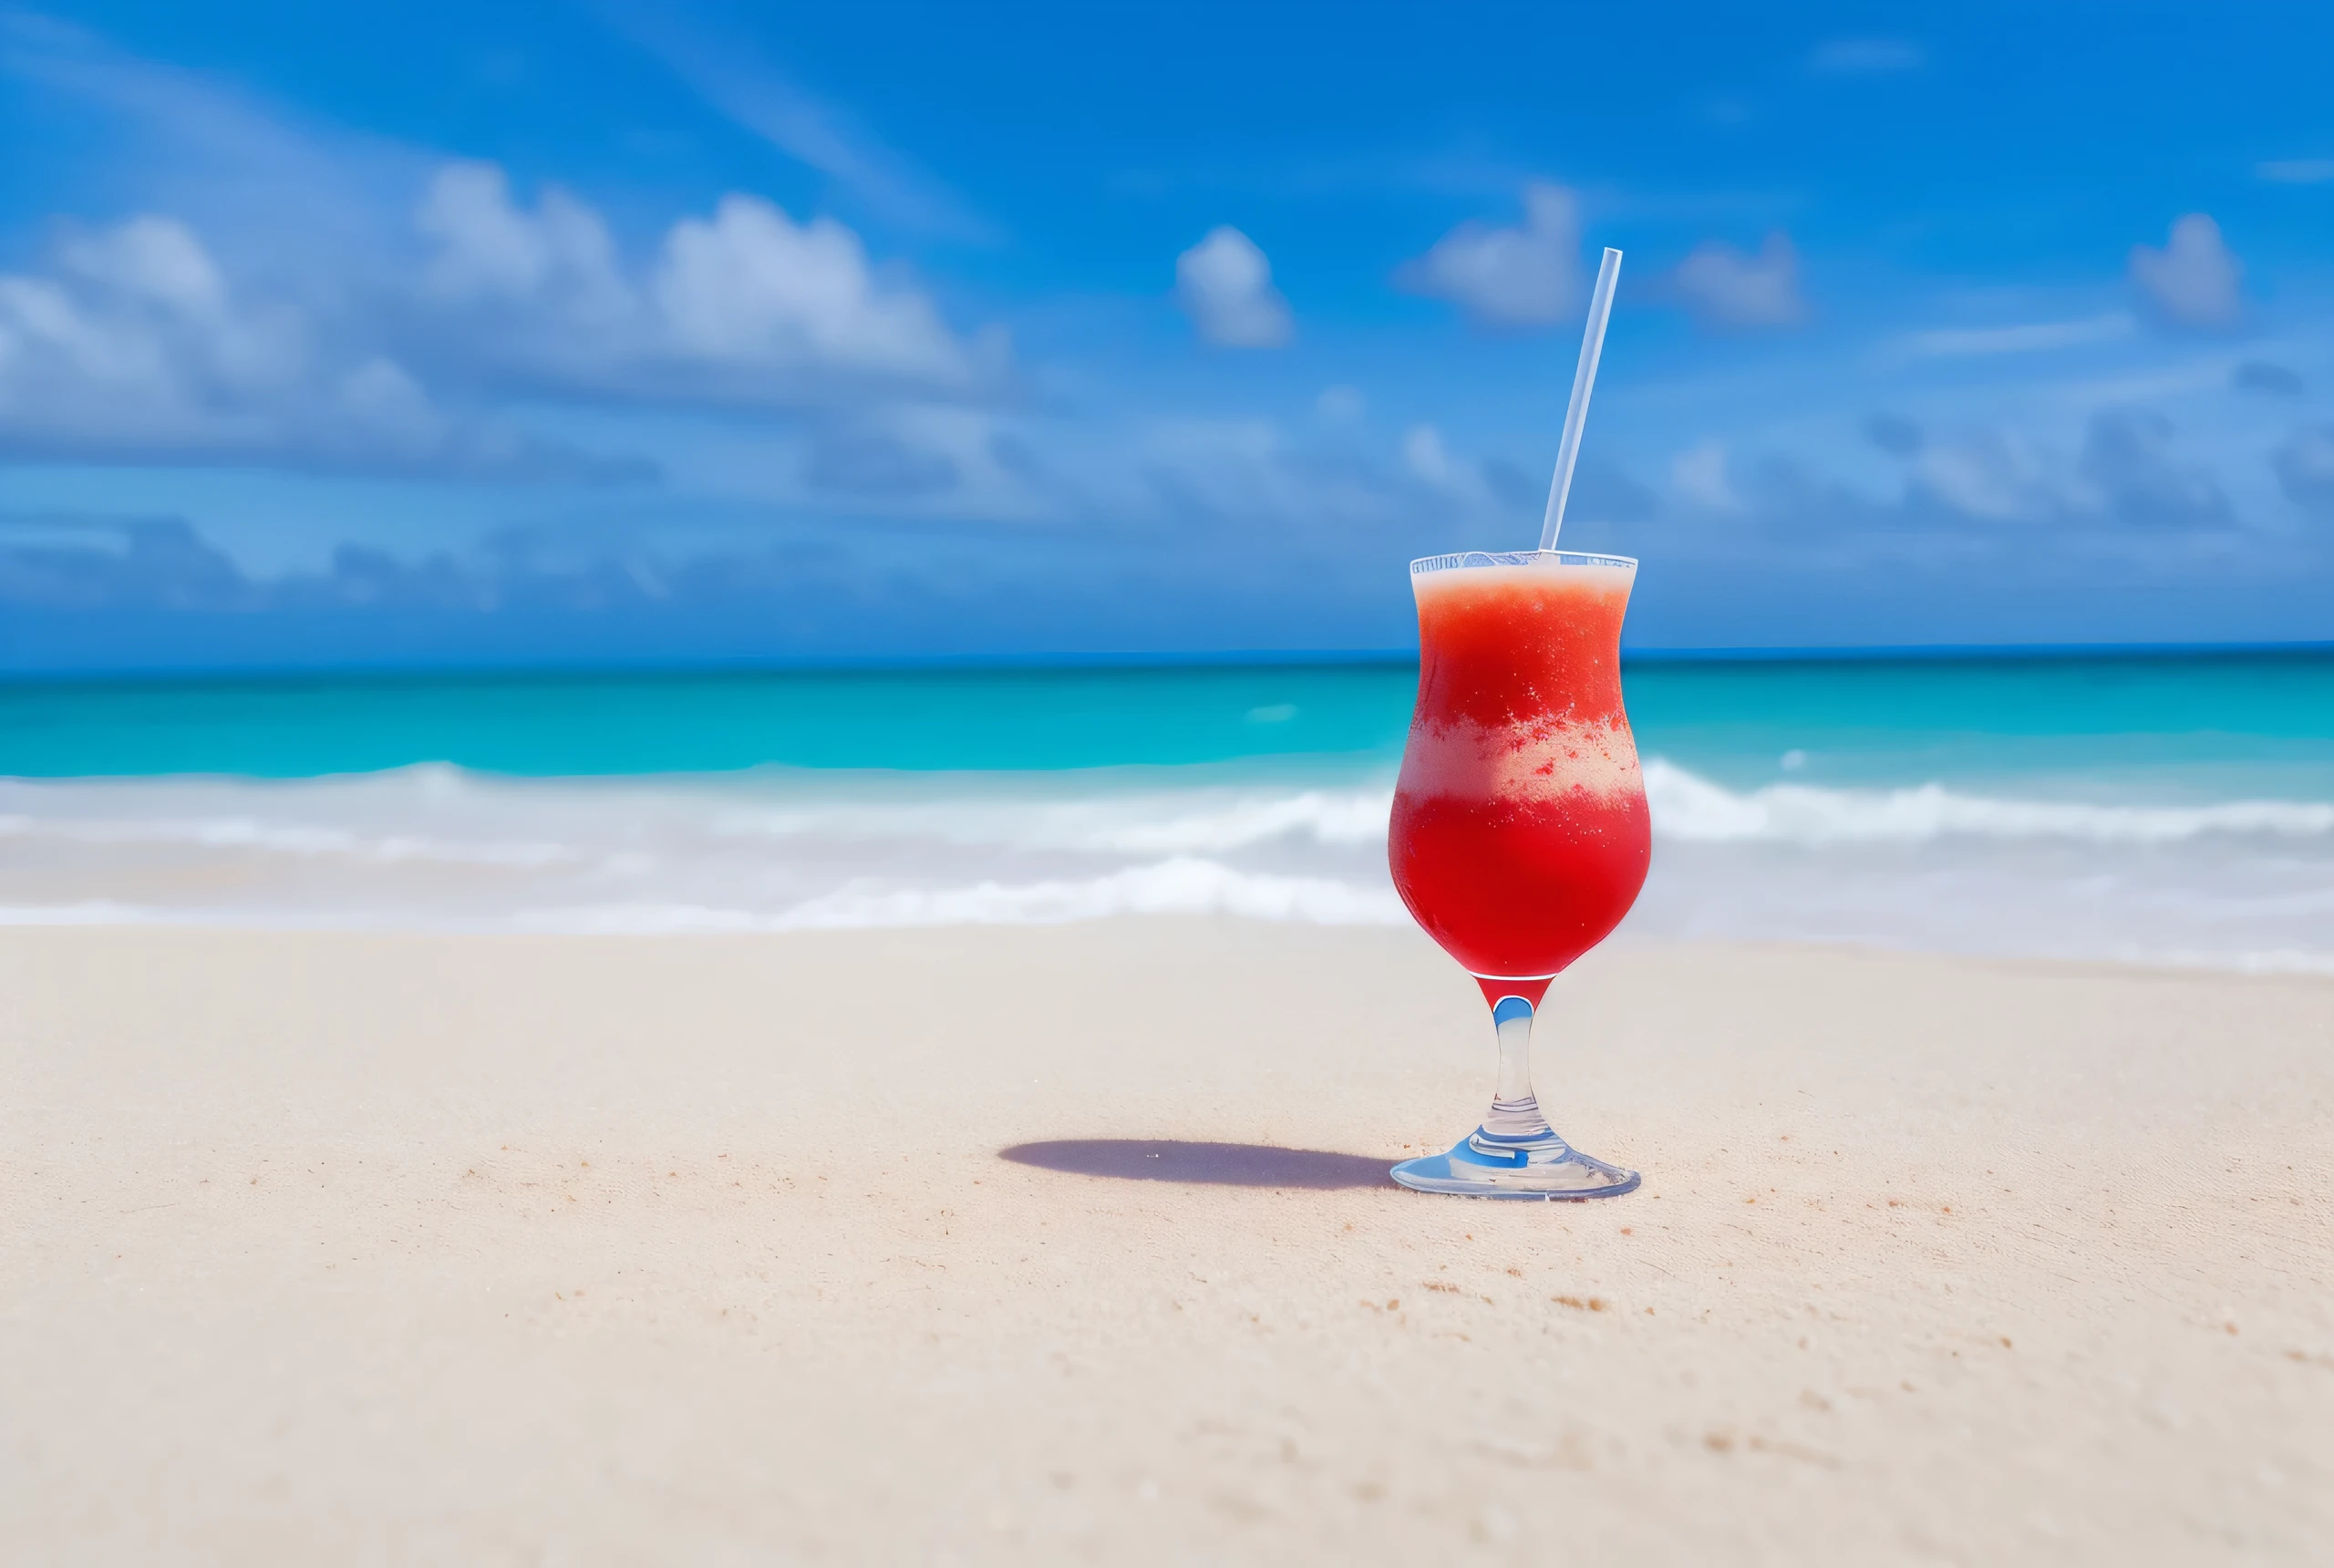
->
1640;761;2334;846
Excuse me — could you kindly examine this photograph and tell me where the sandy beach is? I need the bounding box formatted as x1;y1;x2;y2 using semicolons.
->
3;921;2329;1563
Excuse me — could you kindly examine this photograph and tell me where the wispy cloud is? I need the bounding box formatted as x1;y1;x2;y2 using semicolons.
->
2257;159;2334;185
0;10;419;273
1809;39;1925;75
1670;440;1741;511
1843;405;2246;535
1905;426;2060;521
1672;232;1806;330
606;6;995;243
1899;313;2134;358
1400;423;1462;490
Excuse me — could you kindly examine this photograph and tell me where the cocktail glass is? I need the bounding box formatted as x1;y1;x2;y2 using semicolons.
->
1388;550;1650;1199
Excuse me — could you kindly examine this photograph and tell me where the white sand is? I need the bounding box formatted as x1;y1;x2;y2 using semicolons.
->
3;923;2329;1564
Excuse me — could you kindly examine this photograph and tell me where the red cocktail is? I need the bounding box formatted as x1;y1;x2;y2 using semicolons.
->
1388;550;1647;1198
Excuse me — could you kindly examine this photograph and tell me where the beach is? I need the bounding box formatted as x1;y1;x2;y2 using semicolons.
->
5;920;2328;1564
8;1;2332;1560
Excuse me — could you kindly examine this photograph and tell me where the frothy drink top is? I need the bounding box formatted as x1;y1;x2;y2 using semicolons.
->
1397;559;1640;807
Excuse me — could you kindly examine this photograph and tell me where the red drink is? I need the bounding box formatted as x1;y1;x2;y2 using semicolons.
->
1389;553;1650;987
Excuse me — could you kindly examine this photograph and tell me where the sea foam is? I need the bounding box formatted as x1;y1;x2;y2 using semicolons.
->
1;761;2329;975
1642;760;2334;845
517;859;1408;935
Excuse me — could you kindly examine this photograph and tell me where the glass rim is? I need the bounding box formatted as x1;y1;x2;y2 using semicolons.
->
1410;549;1637;576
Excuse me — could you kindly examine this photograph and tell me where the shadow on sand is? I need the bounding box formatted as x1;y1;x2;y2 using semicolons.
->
997;1140;1395;1190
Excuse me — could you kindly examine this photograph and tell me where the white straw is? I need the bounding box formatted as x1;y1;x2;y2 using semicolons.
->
1538;246;1623;551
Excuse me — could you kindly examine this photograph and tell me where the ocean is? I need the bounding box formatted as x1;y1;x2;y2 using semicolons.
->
4;650;2331;974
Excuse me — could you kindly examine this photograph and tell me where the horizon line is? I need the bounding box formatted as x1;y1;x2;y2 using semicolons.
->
5;637;2334;688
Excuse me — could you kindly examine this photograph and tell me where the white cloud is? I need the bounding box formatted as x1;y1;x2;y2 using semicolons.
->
1673;232;1806;330
656;195;976;381
413;162;993;395
1671;441;1740;511
418;162;629;324
1173;227;1293;348
1900;313;2133;358
0;213;299;446
0;212;638;480
58;212;226;315
2129;214;2243;329
2257;160;2334;185
1317;384;1365;421
1396;181;1581;329
0;153;998;481
1809;39;1925;74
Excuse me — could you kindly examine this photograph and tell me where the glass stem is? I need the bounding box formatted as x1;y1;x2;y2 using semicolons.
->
1482;995;1555;1140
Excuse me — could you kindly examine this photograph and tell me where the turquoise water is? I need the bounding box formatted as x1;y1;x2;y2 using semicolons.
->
0;664;1415;778
3;650;2331;969
1628;649;2334;799
4;650;2331;791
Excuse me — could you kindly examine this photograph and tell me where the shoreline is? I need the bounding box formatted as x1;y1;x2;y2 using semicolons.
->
3;903;2330;984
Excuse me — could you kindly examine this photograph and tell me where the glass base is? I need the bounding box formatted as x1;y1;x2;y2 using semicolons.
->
1389;1127;1640;1201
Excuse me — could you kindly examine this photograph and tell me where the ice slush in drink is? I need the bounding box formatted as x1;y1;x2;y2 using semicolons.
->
1389;553;1651;988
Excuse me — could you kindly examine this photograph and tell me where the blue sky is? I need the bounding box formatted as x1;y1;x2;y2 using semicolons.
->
3;1;2331;668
